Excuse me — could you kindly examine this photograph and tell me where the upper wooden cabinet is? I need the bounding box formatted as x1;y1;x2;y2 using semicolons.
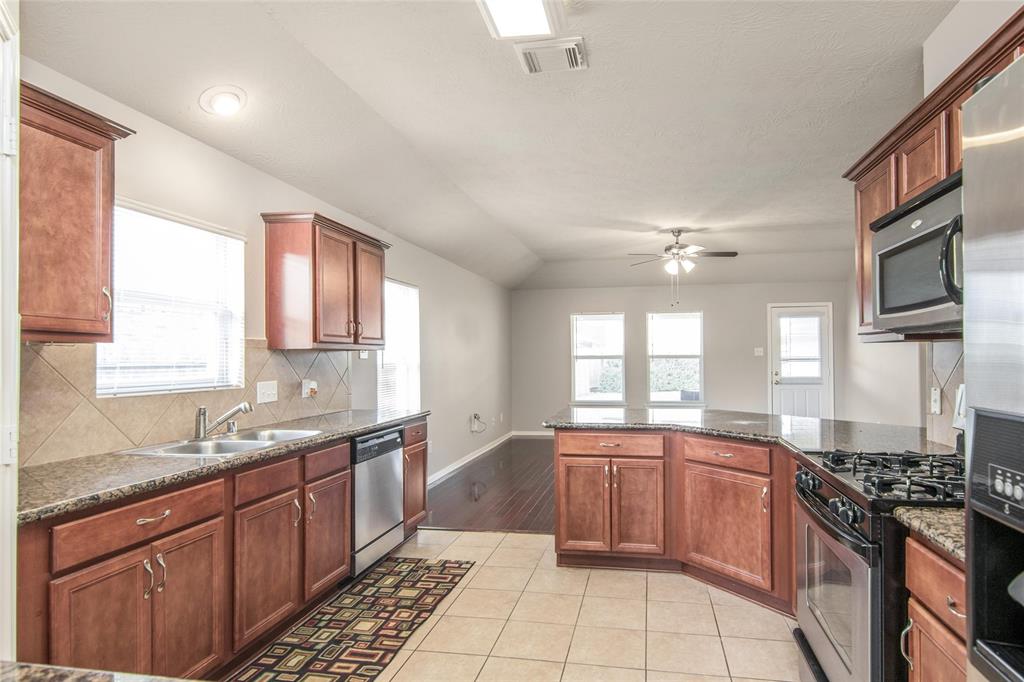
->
853;155;897;332
896;112;948;206
19;82;133;343
263;212;389;350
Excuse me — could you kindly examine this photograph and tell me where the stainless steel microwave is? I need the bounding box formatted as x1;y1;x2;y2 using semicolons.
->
872;171;963;334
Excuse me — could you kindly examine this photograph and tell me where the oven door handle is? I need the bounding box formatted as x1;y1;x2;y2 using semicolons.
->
795;486;879;565
939;215;963;305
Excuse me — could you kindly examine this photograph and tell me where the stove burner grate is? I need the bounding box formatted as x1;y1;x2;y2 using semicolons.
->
861;473;966;501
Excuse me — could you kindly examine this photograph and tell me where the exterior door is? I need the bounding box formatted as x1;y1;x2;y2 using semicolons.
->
403;441;428;532
233;489;302;651
556;456;611;553
151;518;226;679
769;304;834;418
355;241;385;345
315;225;356;344
683;464;772;590
304;470;352;600
610;458;664;555
906;598;967;682
50;546;153;673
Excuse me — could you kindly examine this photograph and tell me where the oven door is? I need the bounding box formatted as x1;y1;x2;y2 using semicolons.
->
795;488;881;682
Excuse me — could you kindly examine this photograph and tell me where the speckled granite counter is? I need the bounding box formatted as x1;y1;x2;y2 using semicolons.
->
543;406;953;456
0;662;178;682
894;507;966;562
18;408;429;526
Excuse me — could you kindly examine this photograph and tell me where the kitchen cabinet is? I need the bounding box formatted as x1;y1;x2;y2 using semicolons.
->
905;597;967;682
611;458;665;555
853;155;897;333
304;471;351;600
403;441;429;533
233;489;303;651
896;112;948;206
263;212;389;350
557;456;612;553
683;463;773;591
903;537;967;681
19;82;133;343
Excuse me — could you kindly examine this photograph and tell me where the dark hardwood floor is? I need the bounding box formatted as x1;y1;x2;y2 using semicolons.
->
423;436;554;533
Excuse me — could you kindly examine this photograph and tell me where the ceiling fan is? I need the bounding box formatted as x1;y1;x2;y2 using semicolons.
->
629;228;738;274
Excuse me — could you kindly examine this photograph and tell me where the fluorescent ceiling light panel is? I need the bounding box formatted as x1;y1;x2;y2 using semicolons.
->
478;0;554;39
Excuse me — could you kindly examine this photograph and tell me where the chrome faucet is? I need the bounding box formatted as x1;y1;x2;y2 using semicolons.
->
195;401;253;439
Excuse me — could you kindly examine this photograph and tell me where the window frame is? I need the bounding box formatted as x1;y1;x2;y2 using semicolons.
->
645;310;705;406
569;312;626;406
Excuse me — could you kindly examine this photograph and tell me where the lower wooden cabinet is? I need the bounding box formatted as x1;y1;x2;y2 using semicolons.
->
683;463;773;591
905;597;967;682
611;459;665;554
234;489;303;651
304;470;352;600
557;456;611;552
403;441;428;532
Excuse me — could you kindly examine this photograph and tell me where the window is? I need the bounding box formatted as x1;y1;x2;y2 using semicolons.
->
778;315;822;378
97;206;245;396
377;280;420;413
647;312;703;403
571;313;624;403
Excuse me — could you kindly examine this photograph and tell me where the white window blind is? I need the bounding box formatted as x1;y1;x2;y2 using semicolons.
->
377;280;420;413
96;206;245;397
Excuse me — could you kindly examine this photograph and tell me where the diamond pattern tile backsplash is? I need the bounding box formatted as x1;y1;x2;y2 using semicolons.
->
18;339;353;467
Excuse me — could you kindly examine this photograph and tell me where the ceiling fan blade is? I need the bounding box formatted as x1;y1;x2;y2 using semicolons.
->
682;245;704;254
630;257;665;267
698;251;739;257
627;253;663;257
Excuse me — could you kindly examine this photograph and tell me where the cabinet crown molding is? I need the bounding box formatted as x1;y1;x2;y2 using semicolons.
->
22;81;135;141
260;211;391;250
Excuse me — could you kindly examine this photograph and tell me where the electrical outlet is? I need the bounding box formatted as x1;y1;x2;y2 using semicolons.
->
256;380;278;404
754;347;764;357
359;350;369;359
930;386;942;415
302;379;318;398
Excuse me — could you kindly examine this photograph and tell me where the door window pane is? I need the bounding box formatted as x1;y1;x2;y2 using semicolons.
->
779;315;822;379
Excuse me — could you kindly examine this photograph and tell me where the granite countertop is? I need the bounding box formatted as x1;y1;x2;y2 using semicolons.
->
0;662;179;682
543;406;953;456
894;507;966;562
18;408;429;526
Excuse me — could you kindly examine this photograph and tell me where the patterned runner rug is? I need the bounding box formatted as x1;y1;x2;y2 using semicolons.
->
230;557;474;682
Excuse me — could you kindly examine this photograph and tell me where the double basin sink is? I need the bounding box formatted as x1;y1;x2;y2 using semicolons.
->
126;429;323;458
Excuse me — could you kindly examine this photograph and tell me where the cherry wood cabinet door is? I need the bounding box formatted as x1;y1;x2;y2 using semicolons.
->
315;225;356;344
403;442;428;532
683;463;773;591
853;155;897;332
151;518;227;679
906;598;966;682
49;546;153;673
611;458;665;555
897;112;949;205
355;241;385;346
304;471;352;600
556;456;611;553
233;489;303;651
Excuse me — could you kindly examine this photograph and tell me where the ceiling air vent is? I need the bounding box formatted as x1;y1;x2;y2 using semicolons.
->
514;37;587;74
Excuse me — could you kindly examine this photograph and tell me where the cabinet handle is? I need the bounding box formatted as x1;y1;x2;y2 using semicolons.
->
900;618;914;670
143;559;154;600
946;596;967;619
155;553;167;593
101;286;112;321
292;498;301;527
599;442;621;448
347;320;355;336
612;465;618;488
712;451;735;458
356;321;364;337
136;509;171;526
308;492;317;519
604;464;609;488
761;486;769;513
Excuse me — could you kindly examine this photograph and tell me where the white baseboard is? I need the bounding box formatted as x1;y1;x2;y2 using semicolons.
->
427;431;513;485
510;430;554;437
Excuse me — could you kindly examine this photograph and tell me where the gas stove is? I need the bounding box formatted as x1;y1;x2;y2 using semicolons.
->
804;448;965;508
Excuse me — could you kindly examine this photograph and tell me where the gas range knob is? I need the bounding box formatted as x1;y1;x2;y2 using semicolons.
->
839;505;863;526
797;470;822;491
828;498;842;515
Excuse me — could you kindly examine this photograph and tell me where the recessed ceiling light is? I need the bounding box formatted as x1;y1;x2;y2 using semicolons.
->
199;85;247;117
477;0;560;39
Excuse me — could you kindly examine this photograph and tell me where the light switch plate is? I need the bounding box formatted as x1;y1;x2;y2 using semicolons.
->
257;380;278;404
929;386;942;415
359;350;369;359
754;347;764;357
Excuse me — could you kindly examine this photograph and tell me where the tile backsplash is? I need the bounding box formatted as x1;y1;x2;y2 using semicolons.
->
925;340;964;448
18;339;353;467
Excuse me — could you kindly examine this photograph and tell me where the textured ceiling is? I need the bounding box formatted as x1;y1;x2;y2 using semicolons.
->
21;0;954;288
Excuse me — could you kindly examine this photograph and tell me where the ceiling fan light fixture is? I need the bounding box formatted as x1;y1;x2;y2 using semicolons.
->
681;258;696;273
663;259;680;275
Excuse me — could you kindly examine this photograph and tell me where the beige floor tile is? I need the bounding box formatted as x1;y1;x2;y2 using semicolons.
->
722;637;802;681
647;573;711;604
418;615;505;655
445;588;522;619
561;662;645;681
645;673;730;682
434;544;496;564
392;542;444;560
432;586;464;616
567;626;646;669
714;604;793;640
645;632;729;676
392;651;486;681
414;529;462;545
537;549;558;568
490;620;575;662
499;532;554;550
484;546;545;568
450;531;507;548
647;600;718;636
708;585;754;607
476;656;563;681
525;567;590;595
577;596;646;630
404;613;441;650
467;565;534;591
586;569;647;599
509;591;582;625
376;648;412;682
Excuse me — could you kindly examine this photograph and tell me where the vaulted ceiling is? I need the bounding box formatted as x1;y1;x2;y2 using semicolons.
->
21;0;954;288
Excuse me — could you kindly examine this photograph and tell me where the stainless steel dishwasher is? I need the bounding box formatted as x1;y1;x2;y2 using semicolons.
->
352;428;405;574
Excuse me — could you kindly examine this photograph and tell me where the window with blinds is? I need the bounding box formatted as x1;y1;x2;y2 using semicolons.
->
377;280;420;414
96;206;245;397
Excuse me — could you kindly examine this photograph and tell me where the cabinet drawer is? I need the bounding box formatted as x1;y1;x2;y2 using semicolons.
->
683;436;771;474
235;458;302;507
906;537;967;639
404;421;427;446
51;479;224;573
559;433;664;457
304;442;350;481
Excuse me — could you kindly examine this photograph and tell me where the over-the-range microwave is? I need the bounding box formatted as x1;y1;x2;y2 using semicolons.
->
871;170;963;334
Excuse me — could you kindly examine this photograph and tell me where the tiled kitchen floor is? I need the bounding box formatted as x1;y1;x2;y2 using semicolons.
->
379;530;801;682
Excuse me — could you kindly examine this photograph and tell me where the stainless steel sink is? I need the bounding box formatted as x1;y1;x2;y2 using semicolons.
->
224;429;322;442
129;439;273;457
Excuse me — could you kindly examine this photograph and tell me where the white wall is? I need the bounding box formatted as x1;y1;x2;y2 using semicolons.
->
923;0;1024;94
22;57;511;476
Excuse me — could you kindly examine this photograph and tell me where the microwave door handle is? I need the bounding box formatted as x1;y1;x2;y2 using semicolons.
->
939;215;963;305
